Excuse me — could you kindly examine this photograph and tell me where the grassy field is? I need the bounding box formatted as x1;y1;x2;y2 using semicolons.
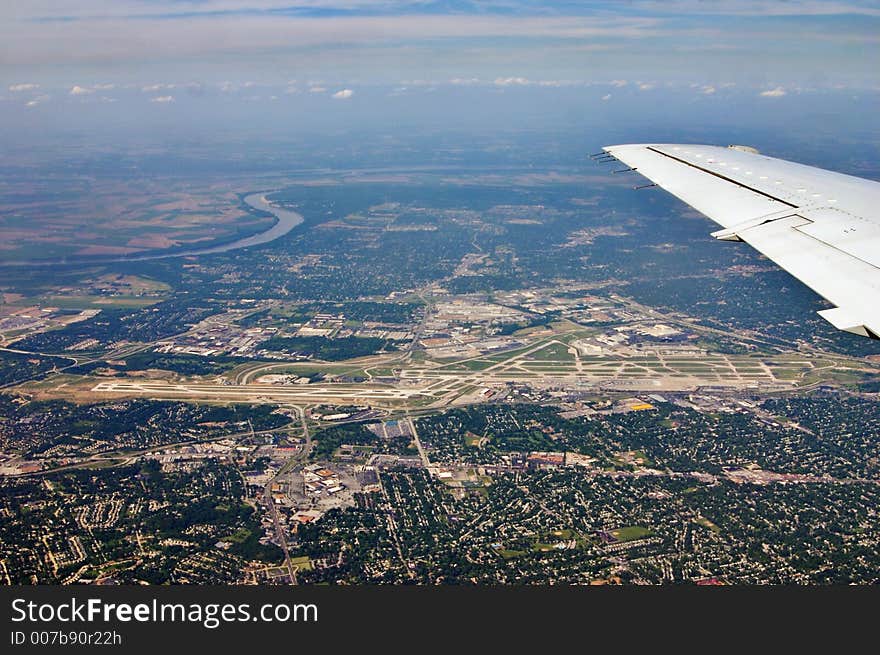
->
525;342;575;362
498;548;528;559
367;367;398;376
436;359;495;371
224;528;252;544
41;295;163;309
610;526;652;542
235;363;373;379
289;555;314;571
482;343;549;363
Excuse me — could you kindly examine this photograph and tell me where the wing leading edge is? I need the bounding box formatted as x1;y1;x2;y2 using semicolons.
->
602;143;880;338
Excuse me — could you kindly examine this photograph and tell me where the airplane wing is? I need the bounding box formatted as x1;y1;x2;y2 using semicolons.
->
601;143;880;338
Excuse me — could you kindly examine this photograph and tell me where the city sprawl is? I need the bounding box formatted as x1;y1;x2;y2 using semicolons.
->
1;148;879;585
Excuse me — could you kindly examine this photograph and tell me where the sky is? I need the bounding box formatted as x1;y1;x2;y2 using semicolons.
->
1;1;878;154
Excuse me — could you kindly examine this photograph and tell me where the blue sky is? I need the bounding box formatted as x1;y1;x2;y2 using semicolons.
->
1;1;878;141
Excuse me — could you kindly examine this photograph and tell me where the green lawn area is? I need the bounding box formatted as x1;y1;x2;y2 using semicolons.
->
42;295;163;309
531;529;577;552
79;459;125;470
548;529;574;539
224;528;252;544
438;359;494;371
245;363;371;377
368;367;397;376
483;343;546;362
610;526;652;542
461;359;494;370
526;342;574;362
498;549;528;559
773;369;804;380
800;368;866;386
516;527;579;552
289;555;314;571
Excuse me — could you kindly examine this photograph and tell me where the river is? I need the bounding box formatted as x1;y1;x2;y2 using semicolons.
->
0;191;303;267
180;192;304;257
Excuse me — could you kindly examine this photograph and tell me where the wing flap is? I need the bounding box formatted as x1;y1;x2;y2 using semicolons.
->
793;207;880;270
817;308;880;339
730;215;880;337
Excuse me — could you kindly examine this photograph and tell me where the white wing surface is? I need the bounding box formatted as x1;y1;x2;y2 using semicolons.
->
602;143;880;338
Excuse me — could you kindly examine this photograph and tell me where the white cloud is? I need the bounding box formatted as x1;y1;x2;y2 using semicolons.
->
9;83;39;92
0;8;869;93
150;95;174;103
601;94;612;101
144;82;200;92
0;10;872;97
2;14;661;70
450;77;480;86
309;86;327;93
69;85;94;95
93;83;115;90
610;79;628;87
701;85;716;94
494;77;530;86
332;88;354;100
24;94;50;107
637;82;655;91
760;86;787;97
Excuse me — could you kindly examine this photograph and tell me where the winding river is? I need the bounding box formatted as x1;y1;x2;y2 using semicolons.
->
1;191;303;267
172;192;304;258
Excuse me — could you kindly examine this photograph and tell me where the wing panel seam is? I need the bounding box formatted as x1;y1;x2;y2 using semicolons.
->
643;146;799;209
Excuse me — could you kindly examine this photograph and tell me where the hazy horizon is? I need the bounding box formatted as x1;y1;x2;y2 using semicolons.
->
2;1;879;165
